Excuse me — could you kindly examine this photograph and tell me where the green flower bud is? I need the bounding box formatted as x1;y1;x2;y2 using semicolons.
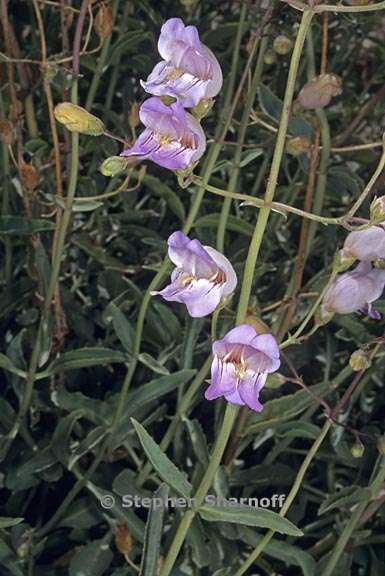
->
273;35;293;55
285;136;311;156
333;249;355;273
265;373;286;389
191;98;214;120
100;156;129;177
263;49;277;66
370;196;385;223
349;350;371;372
54;102;105;135
351;440;365;458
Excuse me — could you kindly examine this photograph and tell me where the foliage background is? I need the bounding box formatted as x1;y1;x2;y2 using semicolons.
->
1;0;385;575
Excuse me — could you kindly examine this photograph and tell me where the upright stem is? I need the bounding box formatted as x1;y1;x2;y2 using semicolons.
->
159;11;314;576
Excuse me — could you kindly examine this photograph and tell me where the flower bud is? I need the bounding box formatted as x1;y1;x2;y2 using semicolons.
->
285;136;311;156
191;98;214;120
370;196;385;223
94;3;114;38
349;349;371;372
54;102;105;135
376;435;385;455
128;101;140;132
273;35;293;55
263;49;277;66
100;156;129;177
297;74;342;110
351;440;365;458
265;373;286;389
333;250;355;273
244;315;271;334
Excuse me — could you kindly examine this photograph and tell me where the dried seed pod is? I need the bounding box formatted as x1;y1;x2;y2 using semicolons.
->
94;3;114;39
297;74;342;110
349;349;371;371
20;163;40;190
115;523;134;557
0;119;14;146
285;136;311;156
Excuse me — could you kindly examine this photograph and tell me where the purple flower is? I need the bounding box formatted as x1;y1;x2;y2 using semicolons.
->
322;262;385;319
341;227;385;262
141;18;223;108
205;325;280;412
120;97;206;170
151;231;237;317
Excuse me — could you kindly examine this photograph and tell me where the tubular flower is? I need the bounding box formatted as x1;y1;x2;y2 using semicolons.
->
151;231;237;317
341;227;385;262
205;325;280;412
141;18;223;108
321;262;385;320
120;97;206;170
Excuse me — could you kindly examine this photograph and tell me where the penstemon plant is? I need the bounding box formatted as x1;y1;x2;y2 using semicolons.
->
1;2;385;576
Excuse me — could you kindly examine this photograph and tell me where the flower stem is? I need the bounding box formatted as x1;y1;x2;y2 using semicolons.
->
159;10;314;575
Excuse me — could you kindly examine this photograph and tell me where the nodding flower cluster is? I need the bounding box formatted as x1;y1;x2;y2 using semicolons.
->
321;226;385;321
121;18;223;171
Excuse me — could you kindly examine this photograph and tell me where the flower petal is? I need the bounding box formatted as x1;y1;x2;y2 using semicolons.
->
167;232;217;277
238;372;267;412
205;246;237;297
205;358;237;400
222;324;258;346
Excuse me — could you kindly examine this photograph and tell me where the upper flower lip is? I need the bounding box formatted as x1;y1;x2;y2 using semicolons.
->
141;17;223;108
341;226;385;262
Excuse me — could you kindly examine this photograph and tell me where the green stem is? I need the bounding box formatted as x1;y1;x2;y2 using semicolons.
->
234;420;332;575
320;455;385;576
159;10;314;575
85;0;119;111
216;14;267;252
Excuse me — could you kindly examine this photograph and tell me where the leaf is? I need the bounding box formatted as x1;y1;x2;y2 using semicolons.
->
51;410;87;466
258;84;313;137
58;499;101;529
318;486;372;516
194;213;255;237
125;370;195;417
139;484;169;576
239;526;316;576
0;539;24;576
0;353;25;378
69;539;113;576
40;347;129;376
198;504;303;536
131;419;192;497
239;148;264;167
0;517;24;529
138;352;169;375
276;422;321;440
105;302;134;353
0;216;55;235
142;173;185;222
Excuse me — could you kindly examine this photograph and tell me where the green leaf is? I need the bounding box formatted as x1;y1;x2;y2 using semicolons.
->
239;526;316;576
105;302;134;353
258;84;313;137
139;484;169;576
138;352;169;375
0;353;25;378
318;485;372;516
0;216;55;235
198;505;303;536
0;517;24;529
131;419;192;497
194;213;254;237
40;347;129;376
69;539;113;576
142;173;185;222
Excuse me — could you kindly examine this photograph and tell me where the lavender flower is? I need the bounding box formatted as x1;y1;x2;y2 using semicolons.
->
151;231;237;317
205;324;280;412
341;227;385;262
322;262;385;320
141;18;223;108
120;97;206;170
